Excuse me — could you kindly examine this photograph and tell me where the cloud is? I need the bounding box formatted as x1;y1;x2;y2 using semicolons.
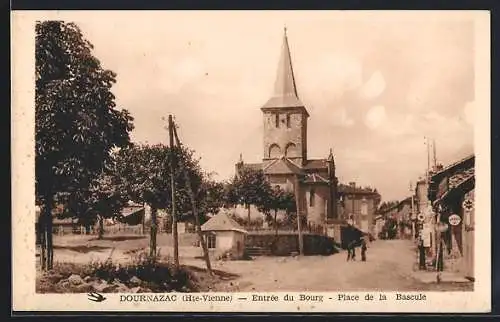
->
365;105;387;129
331;106;355;127
463;101;474;126
359;70;386;100
300;53;363;100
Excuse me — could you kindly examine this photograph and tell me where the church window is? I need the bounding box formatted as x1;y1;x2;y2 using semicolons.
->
275;113;280;128
269;144;281;158
285;142;297;157
309;189;315;207
286;114;291;128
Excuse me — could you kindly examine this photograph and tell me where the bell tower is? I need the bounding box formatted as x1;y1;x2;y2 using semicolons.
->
261;27;309;166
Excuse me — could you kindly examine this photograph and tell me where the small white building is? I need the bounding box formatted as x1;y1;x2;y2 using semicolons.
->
201;212;248;260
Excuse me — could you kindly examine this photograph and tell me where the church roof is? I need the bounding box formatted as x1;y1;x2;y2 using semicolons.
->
303;173;330;184
303;159;329;170
263;157;303;175
201;212;247;234
243;163;263;171
261;28;309;116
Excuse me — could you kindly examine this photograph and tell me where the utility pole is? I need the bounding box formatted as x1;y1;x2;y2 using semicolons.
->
172;123;213;275
294;175;304;255
168;115;179;272
410;181;415;241
425;137;430;181
433;139;437;169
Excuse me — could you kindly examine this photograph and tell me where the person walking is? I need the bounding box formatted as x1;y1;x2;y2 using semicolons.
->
361;236;368;261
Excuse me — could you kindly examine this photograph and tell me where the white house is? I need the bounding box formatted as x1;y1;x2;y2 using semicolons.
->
201;212;248;260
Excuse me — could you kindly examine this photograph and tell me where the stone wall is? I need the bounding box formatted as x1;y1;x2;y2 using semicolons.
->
245;232;338;256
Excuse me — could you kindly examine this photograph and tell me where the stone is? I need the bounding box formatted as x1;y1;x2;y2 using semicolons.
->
129;276;142;286
113;281;129;293
47;273;64;284
129;286;141;293
83;276;92;282
75;283;94;293
68;274;84;286
93;280;117;293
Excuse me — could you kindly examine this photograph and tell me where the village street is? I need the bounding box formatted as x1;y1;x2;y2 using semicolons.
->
208;239;473;292
44;235;472;292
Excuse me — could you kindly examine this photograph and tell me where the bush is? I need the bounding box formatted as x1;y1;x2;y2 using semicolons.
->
38;251;198;293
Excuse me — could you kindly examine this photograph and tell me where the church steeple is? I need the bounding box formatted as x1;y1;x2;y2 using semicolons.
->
261;27;309;165
262;27;308;114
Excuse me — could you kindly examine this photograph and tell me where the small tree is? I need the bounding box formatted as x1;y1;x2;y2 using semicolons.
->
229;168;272;224
266;186;296;235
115;144;204;258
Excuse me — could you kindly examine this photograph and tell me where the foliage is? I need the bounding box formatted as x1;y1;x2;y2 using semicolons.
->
228;168;273;212
114;143;204;216
35;20;134;269
35;21;134;200
380;217;398;240
58;157;129;228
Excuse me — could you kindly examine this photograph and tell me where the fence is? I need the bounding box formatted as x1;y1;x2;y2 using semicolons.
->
49;222;197;236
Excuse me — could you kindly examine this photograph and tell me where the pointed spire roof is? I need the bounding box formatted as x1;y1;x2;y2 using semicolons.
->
262;27;308;115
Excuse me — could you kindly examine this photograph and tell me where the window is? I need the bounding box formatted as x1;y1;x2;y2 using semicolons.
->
309;189;315;207
269;144;281;158
285;142;297;157
275;113;280;128
286;114;291;128
206;233;216;249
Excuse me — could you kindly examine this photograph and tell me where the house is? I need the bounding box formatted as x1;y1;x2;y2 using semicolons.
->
373;214;386;240
201;212;248;260
235;28;339;236
337;182;381;237
427;154;475;280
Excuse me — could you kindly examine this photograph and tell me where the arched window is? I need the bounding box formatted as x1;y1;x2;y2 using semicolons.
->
285;142;298;158
309;188;315;207
269;144;281;158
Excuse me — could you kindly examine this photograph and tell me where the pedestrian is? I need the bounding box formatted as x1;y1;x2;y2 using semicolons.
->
361;236;368;262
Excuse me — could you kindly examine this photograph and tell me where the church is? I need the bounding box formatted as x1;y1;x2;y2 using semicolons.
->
235;28;340;231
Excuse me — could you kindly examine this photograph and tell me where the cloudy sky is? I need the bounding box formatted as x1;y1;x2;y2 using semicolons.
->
51;11;475;201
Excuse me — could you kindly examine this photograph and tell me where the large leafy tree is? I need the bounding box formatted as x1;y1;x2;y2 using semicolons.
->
228;168;273;224
35;21;134;270
61;157;129;239
114;143;204;257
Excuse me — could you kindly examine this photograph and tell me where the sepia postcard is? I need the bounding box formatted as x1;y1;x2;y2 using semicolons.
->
11;10;491;313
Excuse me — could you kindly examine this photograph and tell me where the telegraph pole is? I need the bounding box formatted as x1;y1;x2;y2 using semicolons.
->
433;139;438;169
294;175;304;255
410;181;415;241
172;123;213;274
168;115;179;272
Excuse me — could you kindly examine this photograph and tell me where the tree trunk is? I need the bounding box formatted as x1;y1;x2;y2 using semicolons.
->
274;210;278;237
247;204;251;225
150;206;158;259
41;195;54;271
98;215;104;240
39;211;46;271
